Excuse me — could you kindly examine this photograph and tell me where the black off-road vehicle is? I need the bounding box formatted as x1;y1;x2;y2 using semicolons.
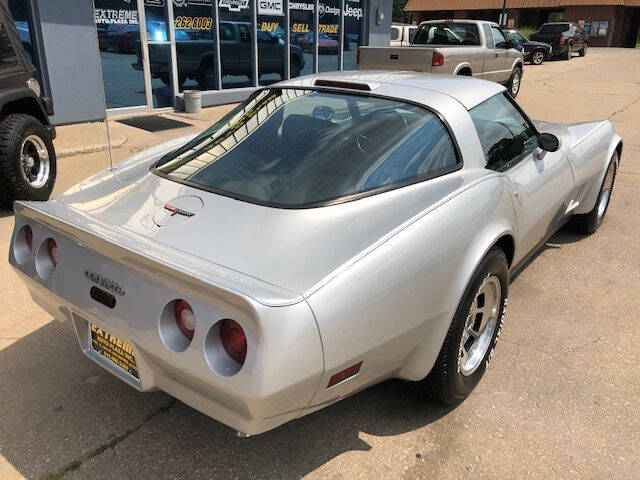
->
0;2;56;207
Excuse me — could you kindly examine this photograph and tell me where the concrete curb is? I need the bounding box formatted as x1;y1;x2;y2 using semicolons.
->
56;135;128;159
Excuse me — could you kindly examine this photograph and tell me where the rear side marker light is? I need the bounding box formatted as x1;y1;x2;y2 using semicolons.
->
327;362;363;388
220;319;247;364
432;52;445;67
175;300;195;340
47;238;58;267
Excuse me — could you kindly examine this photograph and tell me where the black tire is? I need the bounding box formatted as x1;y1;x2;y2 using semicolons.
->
0;114;57;207
197;58;216;90
531;49;546;65
417;248;509;405
564;44;572;60
579;44;587;57
507;66;522;98
569;152;618;234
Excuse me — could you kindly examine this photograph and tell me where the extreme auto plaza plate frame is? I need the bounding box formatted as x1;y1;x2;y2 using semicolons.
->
89;324;139;379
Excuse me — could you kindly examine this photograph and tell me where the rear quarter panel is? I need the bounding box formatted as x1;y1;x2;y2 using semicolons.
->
305;174;517;410
358;46;434;72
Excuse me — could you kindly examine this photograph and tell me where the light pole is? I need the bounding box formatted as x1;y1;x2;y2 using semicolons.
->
501;0;507;27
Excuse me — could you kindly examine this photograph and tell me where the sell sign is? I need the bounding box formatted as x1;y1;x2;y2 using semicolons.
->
258;0;284;16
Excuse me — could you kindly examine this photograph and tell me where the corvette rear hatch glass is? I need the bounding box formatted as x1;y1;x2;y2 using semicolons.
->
153;88;458;207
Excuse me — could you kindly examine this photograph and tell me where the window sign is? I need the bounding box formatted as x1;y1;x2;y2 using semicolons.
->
258;0;284;16
219;0;250;12
290;0;313;77
317;0;340;72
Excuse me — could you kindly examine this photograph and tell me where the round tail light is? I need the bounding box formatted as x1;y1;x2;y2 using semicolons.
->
175;300;195;340
220;319;246;364
47;238;58;267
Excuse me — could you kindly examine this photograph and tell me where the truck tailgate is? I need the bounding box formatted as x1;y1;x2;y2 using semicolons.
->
358;46;434;72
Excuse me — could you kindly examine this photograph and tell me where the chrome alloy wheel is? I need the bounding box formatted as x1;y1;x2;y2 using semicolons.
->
20;134;50;188
459;275;502;376
532;51;545;65
597;161;616;219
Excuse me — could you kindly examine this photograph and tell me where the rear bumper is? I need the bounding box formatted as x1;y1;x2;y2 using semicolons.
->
9;206;325;435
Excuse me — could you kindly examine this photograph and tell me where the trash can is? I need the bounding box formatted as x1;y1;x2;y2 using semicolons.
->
183;90;202;114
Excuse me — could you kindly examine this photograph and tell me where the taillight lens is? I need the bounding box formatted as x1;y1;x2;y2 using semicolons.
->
47;238;57;267
220;319;247;364
432;52;445;67
24;225;33;251
175;300;195;340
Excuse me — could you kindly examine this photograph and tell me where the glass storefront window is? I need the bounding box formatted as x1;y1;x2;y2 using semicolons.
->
317;0;340;72
173;1;215;91
219;0;254;89
257;14;285;86
290;1;313;77
94;0;146;109
343;0;363;71
9;0;38;69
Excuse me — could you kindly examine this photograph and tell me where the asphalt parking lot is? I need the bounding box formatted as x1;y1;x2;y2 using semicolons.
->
1;47;639;479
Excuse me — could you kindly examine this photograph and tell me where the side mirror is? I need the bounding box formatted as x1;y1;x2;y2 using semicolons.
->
537;133;560;152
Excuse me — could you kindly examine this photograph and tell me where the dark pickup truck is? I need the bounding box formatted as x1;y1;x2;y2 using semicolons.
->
530;22;588;60
139;21;305;90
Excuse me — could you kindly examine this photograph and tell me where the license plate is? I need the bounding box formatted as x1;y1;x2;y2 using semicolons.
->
90;324;139;379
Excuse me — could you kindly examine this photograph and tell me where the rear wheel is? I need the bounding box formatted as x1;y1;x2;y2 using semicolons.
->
564;44;572;60
197;58;216;90
531;49;545;65
569;152;618;234
579;44;587;57
507;66;522;97
417;248;508;405
0;114;57;206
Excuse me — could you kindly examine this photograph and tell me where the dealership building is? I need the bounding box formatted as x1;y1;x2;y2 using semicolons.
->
7;0;391;125
405;0;640;48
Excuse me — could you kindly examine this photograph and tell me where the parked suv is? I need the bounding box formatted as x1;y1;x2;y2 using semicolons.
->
0;3;56;207
530;22;587;60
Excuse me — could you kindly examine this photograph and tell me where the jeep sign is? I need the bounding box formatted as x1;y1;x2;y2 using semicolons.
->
258;0;284;16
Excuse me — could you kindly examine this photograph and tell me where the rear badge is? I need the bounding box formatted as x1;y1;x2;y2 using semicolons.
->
153;195;203;227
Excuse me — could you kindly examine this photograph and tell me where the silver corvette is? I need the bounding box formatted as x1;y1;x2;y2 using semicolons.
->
9;72;622;435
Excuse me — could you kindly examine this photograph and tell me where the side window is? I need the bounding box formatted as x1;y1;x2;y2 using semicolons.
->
0;23;17;69
483;24;494;49
391;27;400;41
408;27;417;43
220;23;235;41
469;93;538;171
256;30;272;44
491;27;508;49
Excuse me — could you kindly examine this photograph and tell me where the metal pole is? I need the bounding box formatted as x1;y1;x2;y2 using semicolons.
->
284;0;290;79
501;0;507;27
314;0;319;73
213;0;222;89
252;0;258;87
91;0;114;171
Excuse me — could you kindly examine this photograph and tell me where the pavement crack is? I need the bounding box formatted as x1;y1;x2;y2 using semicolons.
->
39;398;176;480
608;94;640;120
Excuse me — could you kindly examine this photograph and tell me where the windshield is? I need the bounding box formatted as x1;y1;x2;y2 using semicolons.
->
153;88;459;207
505;31;526;43
539;24;570;34
413;22;480;46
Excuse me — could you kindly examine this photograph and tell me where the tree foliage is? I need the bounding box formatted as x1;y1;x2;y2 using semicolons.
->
393;0;409;23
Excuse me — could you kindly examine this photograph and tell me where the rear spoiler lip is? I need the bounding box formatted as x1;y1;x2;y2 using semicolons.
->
13;200;304;308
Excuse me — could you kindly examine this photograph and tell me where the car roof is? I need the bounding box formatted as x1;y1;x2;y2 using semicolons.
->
277;70;505;110
421;19;499;27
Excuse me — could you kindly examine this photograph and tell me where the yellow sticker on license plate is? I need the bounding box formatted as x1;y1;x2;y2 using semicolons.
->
90;324;139;379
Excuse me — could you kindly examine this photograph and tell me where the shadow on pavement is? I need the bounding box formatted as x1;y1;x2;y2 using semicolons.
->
0;319;455;479
0;206;13;219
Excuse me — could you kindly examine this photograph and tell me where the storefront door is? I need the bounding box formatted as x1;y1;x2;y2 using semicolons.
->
95;0;179;114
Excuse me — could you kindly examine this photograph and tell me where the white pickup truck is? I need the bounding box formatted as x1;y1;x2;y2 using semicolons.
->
390;24;418;46
359;20;525;97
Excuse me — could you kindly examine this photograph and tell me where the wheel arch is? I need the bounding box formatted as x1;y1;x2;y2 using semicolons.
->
454;63;473;76
398;221;517;381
